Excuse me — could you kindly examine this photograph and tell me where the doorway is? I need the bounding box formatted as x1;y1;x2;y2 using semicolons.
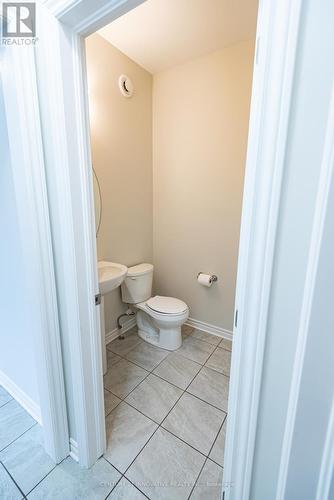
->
84;1;258;498
3;0;305;498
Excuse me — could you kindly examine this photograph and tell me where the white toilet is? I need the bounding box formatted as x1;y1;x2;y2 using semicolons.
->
121;263;189;350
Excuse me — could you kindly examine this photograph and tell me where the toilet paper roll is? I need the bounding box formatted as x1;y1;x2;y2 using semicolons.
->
197;273;213;287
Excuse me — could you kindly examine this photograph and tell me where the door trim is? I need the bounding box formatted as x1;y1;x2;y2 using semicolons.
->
223;0;302;498
4;0;306;485
1;44;69;462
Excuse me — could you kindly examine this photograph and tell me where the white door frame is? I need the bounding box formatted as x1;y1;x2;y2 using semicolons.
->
2;0;306;489
223;0;303;498
1;46;69;461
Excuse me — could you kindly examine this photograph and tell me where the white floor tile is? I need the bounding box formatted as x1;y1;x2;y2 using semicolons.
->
126;428;205;500
0;425;55;495
125;374;182;423
27;457;120;500
162;392;225;455
104;402;157;473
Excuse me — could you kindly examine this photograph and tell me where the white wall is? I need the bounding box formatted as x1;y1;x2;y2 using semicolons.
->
249;0;334;497
86;34;153;333
0;79;40;408
153;41;254;331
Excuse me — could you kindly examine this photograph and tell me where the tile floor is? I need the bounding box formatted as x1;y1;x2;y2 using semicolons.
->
0;325;232;500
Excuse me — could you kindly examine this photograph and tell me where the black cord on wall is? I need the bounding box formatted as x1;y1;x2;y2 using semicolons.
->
93;165;102;238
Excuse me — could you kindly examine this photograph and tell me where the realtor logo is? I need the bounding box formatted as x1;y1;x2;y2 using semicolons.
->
2;2;36;37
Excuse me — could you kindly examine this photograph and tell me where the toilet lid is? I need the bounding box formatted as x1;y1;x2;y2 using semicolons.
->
146;296;188;315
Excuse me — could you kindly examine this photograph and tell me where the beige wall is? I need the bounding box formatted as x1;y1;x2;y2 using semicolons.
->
86;35;254;334
153;41;254;331
86;34;153;332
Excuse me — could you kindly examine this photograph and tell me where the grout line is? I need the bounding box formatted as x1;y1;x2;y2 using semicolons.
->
0;398;14;410
183;326;225;346
0;329;228;499
204;343;220;364
105;337;179;401
150;368;201;392
106;330;207;382
159;426;210;459
105;359;227;416
103;466;150;500
117;360;225;494
105;358;168;409
105;337;228;418
102;457;124;477
109;329;228;368
103;328;230;497
207;414;227;457
203;414;227;471
123;354;169;375
207;455;224;469
105;367;150;401
124;377;227;434
121;400;162;426
104;386;116;395
154;363;227;456
218;337;233;351
118;355;201;487
120;407;185;495
108;338;169;366
25;456;69;497
188;335;221;349
103;385;122;418
103;346;182;423
0;460;27;499
172;349;213;367
0;403;60;498
102;467;123;500
186;415;227;500
104;403;121;419
0;422;38;453
195;363;230;382
204;342;232;375
185;390;227;415
105;328;141;354
148;370;195;392
123;478;151;499
186;459;206;500
219;345;233;354
185;456;223;500
185;388;228;414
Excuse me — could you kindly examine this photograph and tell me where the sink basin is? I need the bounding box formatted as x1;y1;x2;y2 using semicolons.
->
98;261;128;295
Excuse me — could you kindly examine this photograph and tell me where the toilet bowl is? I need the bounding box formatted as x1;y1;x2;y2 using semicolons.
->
121;263;189;350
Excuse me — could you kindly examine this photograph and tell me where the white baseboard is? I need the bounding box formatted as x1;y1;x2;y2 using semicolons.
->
185;317;233;340
69;437;78;461
105;316;232;343
105;316;137;345
0;369;42;423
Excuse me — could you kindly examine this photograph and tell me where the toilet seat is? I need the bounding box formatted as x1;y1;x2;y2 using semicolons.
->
146;296;188;315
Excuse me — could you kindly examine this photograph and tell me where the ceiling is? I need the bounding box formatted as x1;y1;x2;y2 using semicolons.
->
98;0;258;74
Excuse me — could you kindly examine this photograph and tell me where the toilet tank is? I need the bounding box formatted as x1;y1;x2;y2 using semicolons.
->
121;263;153;304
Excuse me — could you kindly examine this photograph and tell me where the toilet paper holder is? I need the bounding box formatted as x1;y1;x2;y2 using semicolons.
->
197;272;218;283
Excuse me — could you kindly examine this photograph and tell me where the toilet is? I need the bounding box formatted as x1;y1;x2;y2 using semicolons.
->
121;263;189;350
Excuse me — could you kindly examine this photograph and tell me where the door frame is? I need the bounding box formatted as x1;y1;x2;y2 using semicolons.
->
223;0;302;498
1;44;69;461
3;0;305;491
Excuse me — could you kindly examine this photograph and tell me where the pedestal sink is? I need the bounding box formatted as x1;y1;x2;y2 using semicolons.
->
98;261;128;374
98;261;128;294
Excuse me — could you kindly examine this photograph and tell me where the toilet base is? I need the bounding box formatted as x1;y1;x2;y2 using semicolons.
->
136;309;183;350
